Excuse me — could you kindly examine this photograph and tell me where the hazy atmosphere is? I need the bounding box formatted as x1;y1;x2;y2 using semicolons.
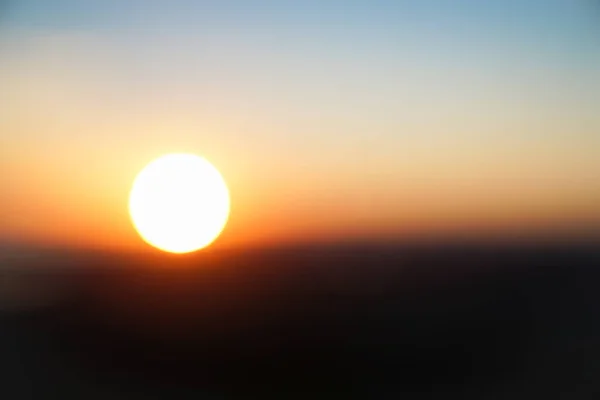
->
1;0;598;251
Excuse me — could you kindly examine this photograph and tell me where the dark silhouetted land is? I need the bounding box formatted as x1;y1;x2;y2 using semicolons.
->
1;242;599;398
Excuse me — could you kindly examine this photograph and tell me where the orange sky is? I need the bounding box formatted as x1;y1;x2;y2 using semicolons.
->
1;131;598;251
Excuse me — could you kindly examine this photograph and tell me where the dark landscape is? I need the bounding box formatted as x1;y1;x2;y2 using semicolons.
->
1;242;599;398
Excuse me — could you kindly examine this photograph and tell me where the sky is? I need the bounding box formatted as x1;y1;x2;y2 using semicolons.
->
0;0;599;251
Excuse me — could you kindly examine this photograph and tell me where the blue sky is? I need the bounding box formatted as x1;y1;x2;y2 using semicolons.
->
2;1;598;57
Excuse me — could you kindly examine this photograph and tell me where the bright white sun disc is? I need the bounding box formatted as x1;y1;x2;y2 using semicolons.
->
129;153;230;253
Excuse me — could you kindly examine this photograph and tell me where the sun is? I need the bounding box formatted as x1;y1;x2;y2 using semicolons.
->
129;153;230;254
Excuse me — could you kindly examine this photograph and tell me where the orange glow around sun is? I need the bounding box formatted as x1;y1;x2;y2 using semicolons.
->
128;153;230;253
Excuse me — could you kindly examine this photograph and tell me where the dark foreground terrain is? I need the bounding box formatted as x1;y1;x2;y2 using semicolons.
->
1;242;599;398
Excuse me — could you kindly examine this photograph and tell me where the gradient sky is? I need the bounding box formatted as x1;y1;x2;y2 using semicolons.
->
0;0;599;250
